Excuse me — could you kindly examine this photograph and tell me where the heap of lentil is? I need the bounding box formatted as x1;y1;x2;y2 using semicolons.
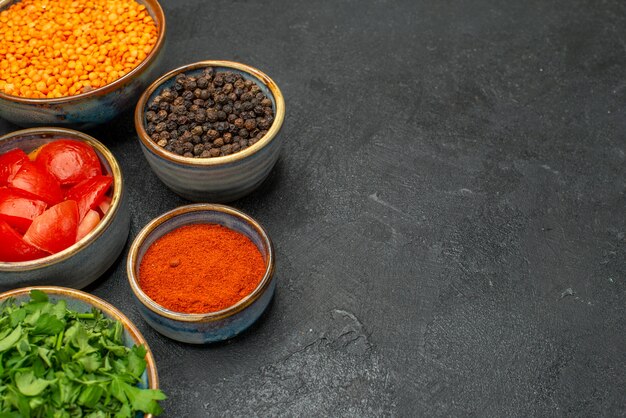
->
145;67;275;158
0;0;158;98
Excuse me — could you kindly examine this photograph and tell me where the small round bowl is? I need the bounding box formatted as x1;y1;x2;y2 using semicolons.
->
0;0;166;129
127;204;276;344
0;127;130;291
0;286;159;418
134;60;285;202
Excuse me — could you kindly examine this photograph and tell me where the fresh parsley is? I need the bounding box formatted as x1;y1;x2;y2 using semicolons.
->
0;290;166;417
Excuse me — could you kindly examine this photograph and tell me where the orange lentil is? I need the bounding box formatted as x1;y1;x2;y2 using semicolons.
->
0;0;158;98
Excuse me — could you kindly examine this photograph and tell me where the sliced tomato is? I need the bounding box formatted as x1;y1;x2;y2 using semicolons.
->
23;200;79;254
76;209;100;242
0;148;28;186
0;187;47;234
65;175;112;221
0;219;49;262
8;160;63;205
34;139;101;186
98;195;112;215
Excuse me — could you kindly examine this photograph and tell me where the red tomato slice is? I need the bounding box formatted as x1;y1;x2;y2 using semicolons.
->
23;200;79;254
98;195;112;215
0;219;49;262
8;160;63;205
0;187;47;234
76;209;101;242
0;148;28;186
65;175;112;221
35;139;101;186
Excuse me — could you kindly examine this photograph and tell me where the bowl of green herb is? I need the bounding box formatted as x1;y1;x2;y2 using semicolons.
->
0;286;165;417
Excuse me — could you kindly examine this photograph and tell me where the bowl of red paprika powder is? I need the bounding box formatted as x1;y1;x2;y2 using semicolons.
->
126;203;275;344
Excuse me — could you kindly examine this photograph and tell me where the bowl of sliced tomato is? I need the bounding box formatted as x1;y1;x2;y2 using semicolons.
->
0;127;130;290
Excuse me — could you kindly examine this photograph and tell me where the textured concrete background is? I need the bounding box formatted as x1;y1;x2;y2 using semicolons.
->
1;0;625;416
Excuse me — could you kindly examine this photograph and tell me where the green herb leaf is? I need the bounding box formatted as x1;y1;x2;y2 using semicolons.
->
15;370;52;396
32;313;65;336
0;325;21;352
29;290;48;303
0;293;166;416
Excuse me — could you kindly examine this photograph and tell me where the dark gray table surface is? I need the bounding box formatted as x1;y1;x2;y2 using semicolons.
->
1;0;625;416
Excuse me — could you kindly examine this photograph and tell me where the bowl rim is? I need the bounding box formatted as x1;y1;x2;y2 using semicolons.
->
127;203;275;322
0;0;166;104
0;127;124;271
0;286;159;392
134;60;285;166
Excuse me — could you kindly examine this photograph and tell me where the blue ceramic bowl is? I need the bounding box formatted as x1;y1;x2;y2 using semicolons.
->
0;286;159;418
0;127;130;291
0;0;166;129
127;204;276;344
134;61;285;202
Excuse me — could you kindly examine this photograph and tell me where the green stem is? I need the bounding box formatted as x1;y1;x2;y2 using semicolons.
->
56;329;64;350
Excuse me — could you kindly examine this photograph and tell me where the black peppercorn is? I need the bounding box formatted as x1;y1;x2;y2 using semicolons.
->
193;144;204;155
197;77;208;88
258;118;270;130
155;122;167;132
202;67;214;79
244;119;256;131
146;68;274;158
207;129;219;140
216;122;228;132
206;110;218;122
215;93;227;104
195;112;206;123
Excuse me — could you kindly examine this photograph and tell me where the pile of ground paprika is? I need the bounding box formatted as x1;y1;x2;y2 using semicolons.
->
138;224;265;314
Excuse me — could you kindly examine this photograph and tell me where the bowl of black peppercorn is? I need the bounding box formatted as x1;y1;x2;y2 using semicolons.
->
134;60;285;202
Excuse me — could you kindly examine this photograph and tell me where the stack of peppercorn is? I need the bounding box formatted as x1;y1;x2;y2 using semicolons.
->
145;67;275;158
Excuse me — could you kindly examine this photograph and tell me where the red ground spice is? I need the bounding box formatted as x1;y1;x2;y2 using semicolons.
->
138;223;265;314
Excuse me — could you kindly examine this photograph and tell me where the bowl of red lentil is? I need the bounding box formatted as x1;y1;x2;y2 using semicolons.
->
126;203;276;344
134;60;285;202
0;0;166;128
